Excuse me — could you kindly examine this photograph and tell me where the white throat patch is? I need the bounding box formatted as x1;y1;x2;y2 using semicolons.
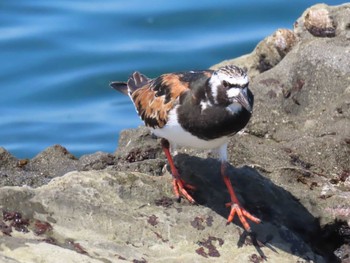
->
226;87;240;98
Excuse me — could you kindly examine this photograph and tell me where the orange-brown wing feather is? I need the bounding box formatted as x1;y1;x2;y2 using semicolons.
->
131;73;189;128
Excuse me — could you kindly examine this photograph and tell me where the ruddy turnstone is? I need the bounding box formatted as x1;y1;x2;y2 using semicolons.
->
110;65;261;232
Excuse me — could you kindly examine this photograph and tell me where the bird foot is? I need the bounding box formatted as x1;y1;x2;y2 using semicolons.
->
172;178;196;203
225;202;261;232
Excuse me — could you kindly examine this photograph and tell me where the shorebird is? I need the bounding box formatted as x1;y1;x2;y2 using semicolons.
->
111;65;261;232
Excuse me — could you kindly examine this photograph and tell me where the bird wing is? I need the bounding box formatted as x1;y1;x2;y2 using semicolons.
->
131;72;191;128
112;70;213;129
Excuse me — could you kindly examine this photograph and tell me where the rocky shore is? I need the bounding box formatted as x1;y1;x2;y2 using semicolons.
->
1;3;350;263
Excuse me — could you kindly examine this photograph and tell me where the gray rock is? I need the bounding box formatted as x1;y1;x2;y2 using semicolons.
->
0;145;81;188
78;151;115;171
113;126;166;176
0;145;117;188
28;144;79;179
0;171;327;262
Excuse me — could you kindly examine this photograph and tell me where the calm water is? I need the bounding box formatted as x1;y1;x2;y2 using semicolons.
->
0;0;345;158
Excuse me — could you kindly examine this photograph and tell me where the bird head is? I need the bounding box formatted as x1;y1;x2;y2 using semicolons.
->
208;65;253;113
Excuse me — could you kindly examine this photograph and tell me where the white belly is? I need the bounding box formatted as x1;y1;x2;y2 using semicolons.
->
151;107;228;150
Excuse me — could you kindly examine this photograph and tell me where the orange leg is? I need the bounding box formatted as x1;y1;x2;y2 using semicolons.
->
221;162;261;232
161;139;196;203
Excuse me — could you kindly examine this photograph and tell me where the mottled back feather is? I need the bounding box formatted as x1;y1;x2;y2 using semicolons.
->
111;70;214;129
131;73;190;128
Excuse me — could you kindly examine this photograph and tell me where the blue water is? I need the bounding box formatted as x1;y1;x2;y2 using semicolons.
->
0;0;345;158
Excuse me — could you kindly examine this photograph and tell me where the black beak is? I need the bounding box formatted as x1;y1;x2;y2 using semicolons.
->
236;90;252;113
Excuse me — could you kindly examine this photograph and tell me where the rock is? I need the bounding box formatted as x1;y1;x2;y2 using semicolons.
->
113;126;166;176
212;4;350;78
0;145;81;188
78;151;115;171
294;4;347;39
211;28;298;78
304;8;336;37
0;145;118;188
212;3;350;262
114;126;163;161
28;145;79;180
0;170;328;262
1;3;350;262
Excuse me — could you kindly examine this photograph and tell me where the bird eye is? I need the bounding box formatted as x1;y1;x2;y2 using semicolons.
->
222;80;229;88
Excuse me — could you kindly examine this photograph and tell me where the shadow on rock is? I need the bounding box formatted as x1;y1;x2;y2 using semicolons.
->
173;153;343;262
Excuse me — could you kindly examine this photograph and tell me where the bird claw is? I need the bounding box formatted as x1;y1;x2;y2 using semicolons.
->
225;202;261;232
172;178;196;204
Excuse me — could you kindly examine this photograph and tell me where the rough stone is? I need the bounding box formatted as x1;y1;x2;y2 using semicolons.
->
78;151;115;171
0;171;328;262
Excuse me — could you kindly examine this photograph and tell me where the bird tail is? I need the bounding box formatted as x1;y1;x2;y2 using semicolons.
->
110;71;149;96
110;81;129;95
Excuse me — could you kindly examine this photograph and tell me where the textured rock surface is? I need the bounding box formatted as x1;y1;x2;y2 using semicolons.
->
0;171;326;262
1;3;350;263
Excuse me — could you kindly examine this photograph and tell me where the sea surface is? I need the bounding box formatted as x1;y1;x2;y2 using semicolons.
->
0;0;345;158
